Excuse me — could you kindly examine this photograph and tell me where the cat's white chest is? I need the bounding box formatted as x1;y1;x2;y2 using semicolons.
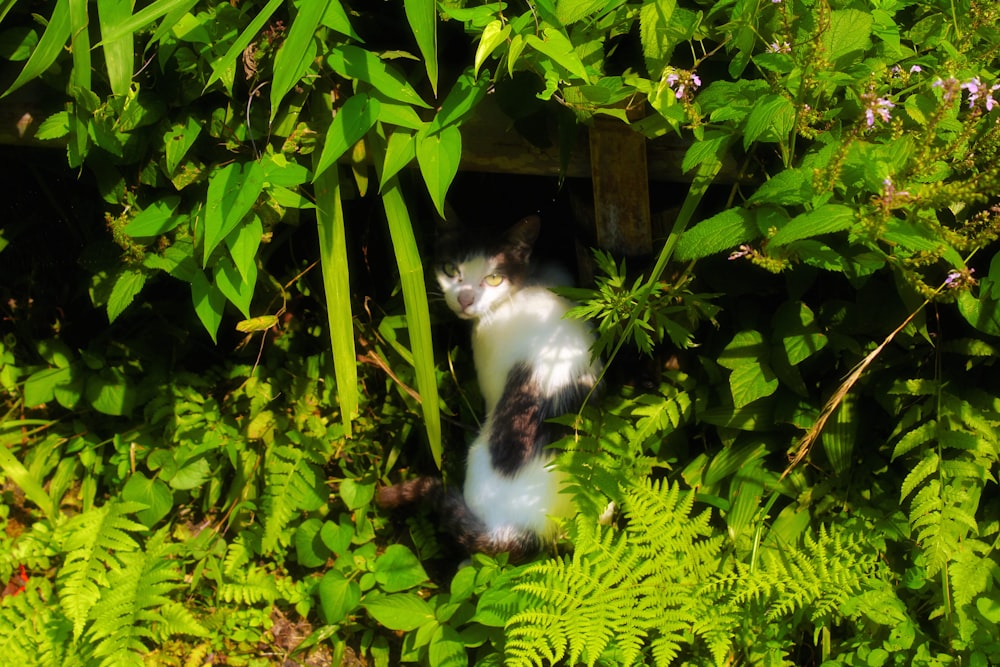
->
472;288;596;412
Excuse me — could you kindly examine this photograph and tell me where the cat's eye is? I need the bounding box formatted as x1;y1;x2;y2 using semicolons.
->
484;273;504;287
441;262;460;278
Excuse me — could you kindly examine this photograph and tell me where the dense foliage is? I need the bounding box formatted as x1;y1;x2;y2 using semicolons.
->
1;0;1000;664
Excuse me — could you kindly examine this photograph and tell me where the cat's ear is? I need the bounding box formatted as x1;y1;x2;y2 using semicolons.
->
505;215;541;252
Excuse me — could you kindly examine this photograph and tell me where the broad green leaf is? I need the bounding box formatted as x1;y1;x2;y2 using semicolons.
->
191;268;226;342
675;208;757;260
85;368;134;416
639;0;677;72
319;570;361;624
314;166;359;430
164;115;202;175
214;256;255;318
122;472;173;527
321;0;363;40
225;215;263;285
728;360;778;409
416;125;462;219
747;168;813;206
743;94;796;148
36;111;70;140
681;131;731;174
340;478;374;510
823;9;873;65
820;393;856;475
124;195;183;236
167;456;212;489
374;544;429;592
3;0;71;97
320;516;355;555
428;625;467;667
270;0;328;121
882;219;964;268
204;0;283;92
202;161;265;264
313;93;380;181
97;0;135;97
429;70;488;133
97;0;195;43
507;33;526;78
294;518;332;568
726;458;765;537
773;301;827;365
23;366;74;407
525;28;590;82
327;45;430;108
768;204;855;247
475;20;510;77
378;129;416;192
404;0;438;96
107;269;147;322
363;593;436;631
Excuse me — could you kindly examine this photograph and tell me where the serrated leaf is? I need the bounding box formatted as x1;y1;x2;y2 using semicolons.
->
35;110;70;140
768;204;855;247
823;9;873;64
747;168;813;206
107;269;147;322
743;94;796;148
675;208;757;260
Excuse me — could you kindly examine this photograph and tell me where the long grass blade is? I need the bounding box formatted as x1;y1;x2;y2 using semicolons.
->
314;165;359;433
68;0;91;90
0;440;55;519
2;0;71;97
403;0;438;97
270;0;328;121
94;0;194;43
371;135;442;467
204;0;283;92
97;0;136;97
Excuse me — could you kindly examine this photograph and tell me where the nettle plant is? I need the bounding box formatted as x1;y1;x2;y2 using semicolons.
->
2;0;1000;665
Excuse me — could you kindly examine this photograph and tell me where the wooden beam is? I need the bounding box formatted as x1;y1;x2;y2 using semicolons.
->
588;115;652;255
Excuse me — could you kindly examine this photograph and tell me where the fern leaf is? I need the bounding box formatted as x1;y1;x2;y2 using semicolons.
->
0;578;73;665
261;438;327;554
56;500;147;639
900;450;939;501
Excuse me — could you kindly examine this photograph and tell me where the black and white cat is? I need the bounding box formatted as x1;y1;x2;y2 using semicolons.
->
377;215;600;562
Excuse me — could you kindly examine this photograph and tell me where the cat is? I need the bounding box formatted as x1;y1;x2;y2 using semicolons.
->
376;214;601;562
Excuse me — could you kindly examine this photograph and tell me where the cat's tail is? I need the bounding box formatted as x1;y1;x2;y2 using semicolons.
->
376;477;541;563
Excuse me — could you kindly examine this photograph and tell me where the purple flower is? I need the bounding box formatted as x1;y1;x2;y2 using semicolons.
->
665;70;701;100
960;77;1000;111
728;245;752;261
768;41;791;54
909;65;922;73
962;77;982;108
863;93;894;127
945;268;976;289
933;77;961;104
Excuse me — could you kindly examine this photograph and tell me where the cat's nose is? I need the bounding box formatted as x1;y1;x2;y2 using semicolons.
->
458;290;475;310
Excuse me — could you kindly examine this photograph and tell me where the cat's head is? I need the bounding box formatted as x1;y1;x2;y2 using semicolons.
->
435;215;540;320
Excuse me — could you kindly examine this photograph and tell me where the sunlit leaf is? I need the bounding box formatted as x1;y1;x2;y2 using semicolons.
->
415;124;461;219
403;0;437;96
327;45;430;108
270;0;328;121
313;93;380;181
202;161;265;264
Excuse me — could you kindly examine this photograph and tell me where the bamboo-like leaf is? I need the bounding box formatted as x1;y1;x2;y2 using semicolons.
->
372;134;442;468
97;0;136;97
68;0;91;91
96;0;196;43
2;0;71;97
0;442;56;519
204;0;283;92
314;166;359;432
202;161;265;264
270;0;329;121
313;93;380;181
403;0;438;96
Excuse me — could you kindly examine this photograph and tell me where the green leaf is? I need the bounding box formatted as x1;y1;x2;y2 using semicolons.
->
85;367;135;416
319;570;362;624
428;625;467;667
773;301;827;365
327;45;430;107
675;208;757;260
203;161;265;264
743;94;796;148
374;545;429;592
191;268;226;342
225;215;263;285
525;27;590;82
314;166;359;430
0;443;56;519
378;129;416;192
122;472;173;527
270;0;327;121
107;269;147;322
639;0;678;72
313;93;380;182
404;0;438;96
363;593;436;631
320;516;355;555
821;394;856;475
24;366;76;407
823;9;873;65
164;115;202;175
416;125;462;219
36;110;70;139
429;69;488;133
321;0;363;40
475;20;510;77
728;361;778;409
205;0;283;92
214;256;255;318
340;478;374;510
768;204;855;247
294;518;332;568
3;0;71;97
96;0;135;98
747;168;813;206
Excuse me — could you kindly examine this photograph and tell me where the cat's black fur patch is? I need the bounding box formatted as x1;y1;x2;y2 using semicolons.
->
488;362;548;476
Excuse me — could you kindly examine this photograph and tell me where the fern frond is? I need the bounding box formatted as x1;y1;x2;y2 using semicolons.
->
87;527;190;667
261;437;327;554
56;500;147;639
0;577;73;665
218;565;280;604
